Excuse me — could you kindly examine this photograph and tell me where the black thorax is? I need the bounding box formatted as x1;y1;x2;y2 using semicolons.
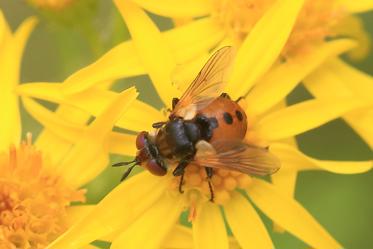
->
156;115;218;159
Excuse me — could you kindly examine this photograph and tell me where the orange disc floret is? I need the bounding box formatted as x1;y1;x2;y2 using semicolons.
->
0;135;85;249
170;164;252;206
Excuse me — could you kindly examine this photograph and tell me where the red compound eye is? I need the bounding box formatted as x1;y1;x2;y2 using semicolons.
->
145;159;167;176
136;131;148;150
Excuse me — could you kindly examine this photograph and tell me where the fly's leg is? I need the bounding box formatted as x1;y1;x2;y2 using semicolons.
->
205;167;214;202
178;172;185;194
220;92;231;99
172;97;180;110
236;96;244;103
173;158;191;194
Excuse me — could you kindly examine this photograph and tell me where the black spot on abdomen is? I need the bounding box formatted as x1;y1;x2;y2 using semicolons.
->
223;112;233;124
236;110;243;121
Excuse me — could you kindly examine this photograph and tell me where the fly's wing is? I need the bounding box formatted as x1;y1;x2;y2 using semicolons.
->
171;46;235;118
194;140;280;176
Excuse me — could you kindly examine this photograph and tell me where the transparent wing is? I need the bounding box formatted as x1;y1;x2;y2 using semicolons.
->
194;140;280;176
172;46;235;118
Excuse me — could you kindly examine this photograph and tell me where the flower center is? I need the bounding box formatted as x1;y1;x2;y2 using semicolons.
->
212;0;344;58
169;164;253;207
0;135;85;249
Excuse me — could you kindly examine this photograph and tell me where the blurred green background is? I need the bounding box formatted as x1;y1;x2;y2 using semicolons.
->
1;0;372;248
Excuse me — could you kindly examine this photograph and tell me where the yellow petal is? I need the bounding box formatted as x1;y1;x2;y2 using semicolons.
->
111;194;184;249
22;97;84;142
129;0;210;18
247;178;342;249
256;96;372;141
61;17;222;95
123;100;164;132
17;83;161;132
107;133;137;156
57;138;109;188
66;205;95;227
57;87;138;187
334;16;371;61
245;39;356;116
266;103;298;233
115;0;180;107
87;87;138;140
162;225;194;249
169;18;224;63
22;97;136;159
82;245;100;249
36;131;73;166
270;142;373;174
337;0;373;13
304;58;373;147
24;87;138;186
226;0;305;98
307;58;373;102
163;225;241;249
193;202;228;249
270;169;297;233
36;102;92;165
224;192;274;249
62;42;144;94
172;53;210;93
0;11;11;46
13;17;38;63
47;172;168;249
0;16;37;150
345;109;373;149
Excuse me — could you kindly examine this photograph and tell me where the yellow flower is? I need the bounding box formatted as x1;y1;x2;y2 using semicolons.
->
15;1;372;248
0;12;35;151
32;0;372;151
123;0;373;148
127;0;372;58
0;10;138;249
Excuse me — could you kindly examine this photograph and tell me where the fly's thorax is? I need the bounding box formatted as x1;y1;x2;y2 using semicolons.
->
155;119;199;159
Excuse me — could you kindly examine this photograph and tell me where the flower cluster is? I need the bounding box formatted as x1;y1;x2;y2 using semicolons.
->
1;0;372;248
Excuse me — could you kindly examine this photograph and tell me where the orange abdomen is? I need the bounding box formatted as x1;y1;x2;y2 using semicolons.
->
198;96;247;142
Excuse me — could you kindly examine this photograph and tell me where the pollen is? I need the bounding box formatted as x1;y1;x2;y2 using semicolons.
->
0;134;85;249
170;165;252;206
212;0;344;58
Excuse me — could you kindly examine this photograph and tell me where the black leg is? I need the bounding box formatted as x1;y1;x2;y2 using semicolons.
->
178;172;185;193
235;96;244;103
120;164;137;182
205;167;214;202
220;92;231;99
173;158;190;176
172;97;180;110
173;157;191;194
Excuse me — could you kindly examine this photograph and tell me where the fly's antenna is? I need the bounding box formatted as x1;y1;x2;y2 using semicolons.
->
112;159;137;167
120;164;137;182
112;158;139;182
